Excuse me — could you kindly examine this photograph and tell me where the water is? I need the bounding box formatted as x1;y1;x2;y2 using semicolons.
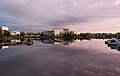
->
0;39;120;76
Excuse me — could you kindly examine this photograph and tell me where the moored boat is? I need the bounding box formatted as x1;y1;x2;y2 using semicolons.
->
105;39;119;46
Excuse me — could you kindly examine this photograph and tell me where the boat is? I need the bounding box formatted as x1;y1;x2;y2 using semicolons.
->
24;39;33;46
105;40;111;44
105;39;119;46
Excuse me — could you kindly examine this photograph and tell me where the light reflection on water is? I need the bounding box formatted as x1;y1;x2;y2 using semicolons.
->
0;38;119;51
0;39;120;76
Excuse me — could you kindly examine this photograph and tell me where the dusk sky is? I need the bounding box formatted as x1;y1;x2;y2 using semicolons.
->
0;0;120;32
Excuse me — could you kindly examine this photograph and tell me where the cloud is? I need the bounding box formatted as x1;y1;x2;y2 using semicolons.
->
0;0;120;32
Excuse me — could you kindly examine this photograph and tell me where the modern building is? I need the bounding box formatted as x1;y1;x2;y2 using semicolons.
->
63;29;69;34
11;31;20;36
43;30;55;36
0;26;9;34
1;26;9;31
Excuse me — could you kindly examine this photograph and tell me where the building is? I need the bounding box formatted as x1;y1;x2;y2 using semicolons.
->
1;26;9;31
63;29;69;34
11;31;20;36
43;30;55;36
0;26;9;34
70;31;75;35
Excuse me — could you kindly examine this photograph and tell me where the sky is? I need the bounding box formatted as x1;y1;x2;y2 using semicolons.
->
0;0;120;32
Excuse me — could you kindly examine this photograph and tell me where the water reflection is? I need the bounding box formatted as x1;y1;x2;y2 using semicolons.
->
0;46;9;49
0;38;34;49
0;38;90;49
1;38;120;51
105;39;120;51
0;38;120;76
40;38;75;45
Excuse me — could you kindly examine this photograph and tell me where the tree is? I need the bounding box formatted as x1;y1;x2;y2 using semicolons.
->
3;30;11;37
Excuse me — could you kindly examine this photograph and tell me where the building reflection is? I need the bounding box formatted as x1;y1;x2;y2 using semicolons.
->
0;38;34;49
24;38;120;51
2;38;120;52
0;46;9;49
0;37;97;47
0;38;78;49
41;38;55;44
39;38;76;45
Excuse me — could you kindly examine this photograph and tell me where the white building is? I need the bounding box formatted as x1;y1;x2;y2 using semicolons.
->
43;30;55;36
1;26;9;31
11;31;20;36
0;26;9;34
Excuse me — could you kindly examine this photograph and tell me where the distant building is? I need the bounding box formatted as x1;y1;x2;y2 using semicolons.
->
63;29;69;34
11;31;20;36
43;30;55;36
70;31;75;35
1;26;9;31
0;26;9;34
117;32;120;34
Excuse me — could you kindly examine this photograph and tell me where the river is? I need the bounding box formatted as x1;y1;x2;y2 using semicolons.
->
0;39;120;76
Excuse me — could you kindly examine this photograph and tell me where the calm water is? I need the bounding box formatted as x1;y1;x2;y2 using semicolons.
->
0;39;120;76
